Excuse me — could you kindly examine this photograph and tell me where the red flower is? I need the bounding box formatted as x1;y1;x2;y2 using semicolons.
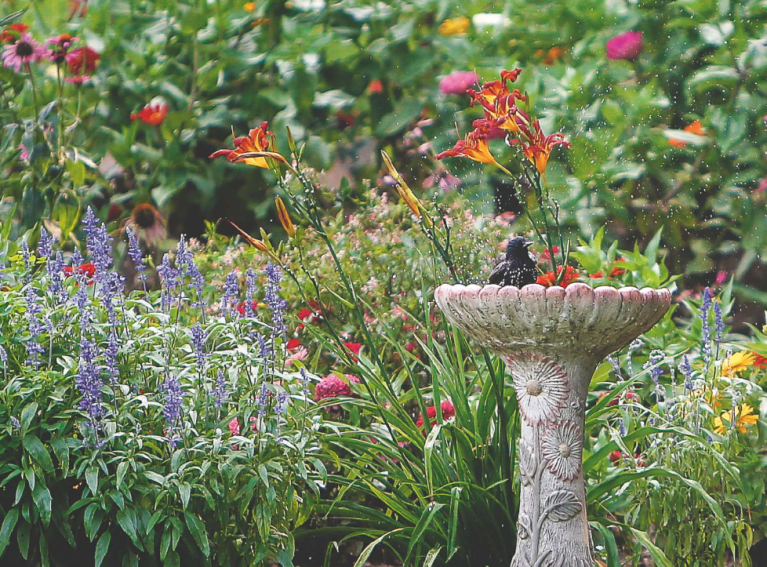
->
589;258;627;279
131;103;168;126
65;46;99;75
753;354;767;368
538;246;561;262
336;111;355;130
344;342;362;361
286;338;301;351
1;23;29;44
405;342;418;352
367;79;384;94
536;265;580;288
63;262;96;281
415;400;456;431
298;301;323;325
314;375;351;403
609;451;623;463
236;300;259;316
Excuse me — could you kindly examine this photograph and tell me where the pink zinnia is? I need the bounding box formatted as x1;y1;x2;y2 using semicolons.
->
314;375;351;402
606;31;643;61
439;71;479;95
2;33;46;72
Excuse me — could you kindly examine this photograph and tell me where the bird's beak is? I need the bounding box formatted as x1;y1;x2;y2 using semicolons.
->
524;241;533;248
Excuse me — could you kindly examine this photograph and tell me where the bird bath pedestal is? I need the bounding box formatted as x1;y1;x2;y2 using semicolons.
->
434;283;671;567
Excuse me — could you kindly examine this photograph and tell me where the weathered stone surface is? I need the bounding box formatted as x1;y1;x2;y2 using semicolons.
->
435;283;671;567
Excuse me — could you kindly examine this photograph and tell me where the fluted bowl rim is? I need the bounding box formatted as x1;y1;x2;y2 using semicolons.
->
433;282;672;357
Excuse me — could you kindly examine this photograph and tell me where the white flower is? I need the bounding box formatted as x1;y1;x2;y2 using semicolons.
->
541;423;583;481
471;13;510;30
509;355;569;425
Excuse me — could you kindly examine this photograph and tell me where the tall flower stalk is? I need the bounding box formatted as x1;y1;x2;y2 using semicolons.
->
436;68;571;282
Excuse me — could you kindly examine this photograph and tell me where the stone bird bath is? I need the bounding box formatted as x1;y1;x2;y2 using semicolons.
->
434;282;671;567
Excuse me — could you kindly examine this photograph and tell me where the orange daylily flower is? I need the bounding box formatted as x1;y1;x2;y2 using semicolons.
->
668;121;705;148
436;129;499;166
536;46;564;65
468;68;523;113
210;122;275;168
512;120;570;180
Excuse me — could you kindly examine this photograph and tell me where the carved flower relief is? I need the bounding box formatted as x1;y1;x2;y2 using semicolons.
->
541;422;583;481
517;512;532;539
518;441;536;486
509;355;570;425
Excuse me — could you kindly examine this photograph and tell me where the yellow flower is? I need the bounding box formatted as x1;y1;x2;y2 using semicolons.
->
439;16;470;36
721;350;756;377
244;2;256;11
714;404;758;435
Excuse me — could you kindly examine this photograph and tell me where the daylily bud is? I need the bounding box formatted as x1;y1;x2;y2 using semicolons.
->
275;197;296;237
381;151;432;226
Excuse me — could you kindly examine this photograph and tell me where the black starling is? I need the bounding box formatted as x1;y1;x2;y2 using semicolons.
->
489;237;538;287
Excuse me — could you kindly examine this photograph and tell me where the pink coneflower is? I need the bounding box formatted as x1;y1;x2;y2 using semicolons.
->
439;71;479;95
46;34;77;64
124;203;167;247
2;33;46;72
606;31;644;61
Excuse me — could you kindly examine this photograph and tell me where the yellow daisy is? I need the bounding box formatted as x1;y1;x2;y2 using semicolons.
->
439;17;470;36
721;351;756;377
714;404;758;435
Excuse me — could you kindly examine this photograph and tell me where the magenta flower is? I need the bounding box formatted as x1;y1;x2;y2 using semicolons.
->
2;32;46;72
606;31;643;61
439;71;479;95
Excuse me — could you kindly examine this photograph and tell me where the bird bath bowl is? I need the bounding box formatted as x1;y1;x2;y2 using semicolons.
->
434;282;671;567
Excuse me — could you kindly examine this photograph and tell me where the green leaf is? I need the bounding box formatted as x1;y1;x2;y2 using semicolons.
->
20;403;38;433
86;467;99;494
52;191;81;240
406;502;445;563
23;436;54;473
66;160;86;187
183;512;210;557
687;66;740;93
376;99;423;137
630;527;673;567
31;483;52;526
0;508;20;558
95;531;111;567
422;546;442;567
116;462;129;488
352;529;403;567
16;519;29;560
